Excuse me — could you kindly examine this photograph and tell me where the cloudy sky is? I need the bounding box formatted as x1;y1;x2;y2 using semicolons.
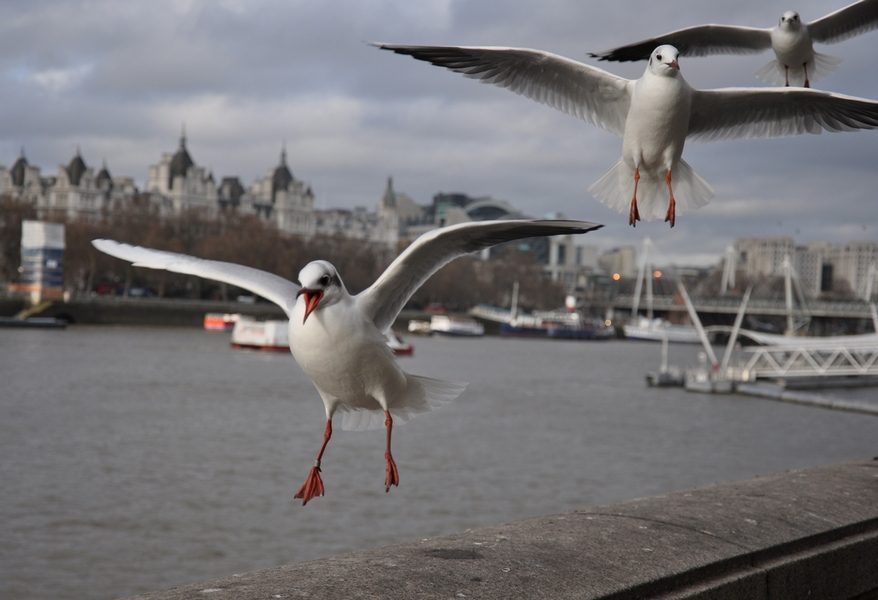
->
2;0;877;267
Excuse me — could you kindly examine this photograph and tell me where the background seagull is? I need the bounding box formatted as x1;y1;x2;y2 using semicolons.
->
92;218;602;504
589;0;878;87
375;42;878;228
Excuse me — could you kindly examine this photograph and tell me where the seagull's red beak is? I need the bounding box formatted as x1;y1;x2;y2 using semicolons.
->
297;288;323;324
669;60;680;71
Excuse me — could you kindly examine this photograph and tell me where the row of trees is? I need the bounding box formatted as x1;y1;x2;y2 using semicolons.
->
0;196;568;312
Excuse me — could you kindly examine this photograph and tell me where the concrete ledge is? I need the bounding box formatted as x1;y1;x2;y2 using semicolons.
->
123;459;878;600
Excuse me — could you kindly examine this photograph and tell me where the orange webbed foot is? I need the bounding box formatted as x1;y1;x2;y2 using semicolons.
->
294;465;325;505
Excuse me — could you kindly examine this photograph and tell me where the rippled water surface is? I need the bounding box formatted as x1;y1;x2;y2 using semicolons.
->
1;326;875;599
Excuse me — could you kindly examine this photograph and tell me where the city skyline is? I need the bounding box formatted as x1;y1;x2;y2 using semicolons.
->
1;0;877;266
0;132;878;298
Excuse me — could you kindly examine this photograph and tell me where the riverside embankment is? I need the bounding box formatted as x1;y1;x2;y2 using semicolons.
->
123;459;878;600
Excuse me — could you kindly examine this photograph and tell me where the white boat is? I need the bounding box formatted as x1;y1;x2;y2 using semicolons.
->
624;317;701;343
384;330;414;355
407;320;433;335
232;318;414;356
429;315;484;337
230;318;289;352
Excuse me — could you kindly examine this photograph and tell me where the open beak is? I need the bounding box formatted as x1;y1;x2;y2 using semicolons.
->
296;288;323;324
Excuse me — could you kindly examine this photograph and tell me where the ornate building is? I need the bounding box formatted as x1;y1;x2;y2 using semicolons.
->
243;146;314;236
144;131;217;216
0;142;604;294
2;149;45;205
1;148;136;221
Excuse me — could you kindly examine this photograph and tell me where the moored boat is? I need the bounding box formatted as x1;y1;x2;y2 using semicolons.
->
429;315;484;337
231;318;415;356
204;313;240;331
407;320;433;335
384;330;414;355
547;320;615;340
624;317;701;343
230;318;289;351
0;316;66;329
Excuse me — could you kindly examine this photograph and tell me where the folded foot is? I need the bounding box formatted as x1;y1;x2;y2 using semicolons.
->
385;451;399;492
664;170;676;228
294;465;325;505
629;167;641;227
629;199;641;227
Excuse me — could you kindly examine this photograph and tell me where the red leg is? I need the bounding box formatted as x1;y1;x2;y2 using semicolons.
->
803;62;810;88
384;410;399;491
784;65;790;87
294;418;332;505
664;169;676;228
628;167;641;227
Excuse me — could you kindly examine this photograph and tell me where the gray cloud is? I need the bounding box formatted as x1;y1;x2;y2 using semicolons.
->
2;0;877;266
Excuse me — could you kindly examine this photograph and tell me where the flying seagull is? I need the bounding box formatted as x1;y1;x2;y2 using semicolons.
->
92;218;602;504
374;43;878;227
589;0;878;87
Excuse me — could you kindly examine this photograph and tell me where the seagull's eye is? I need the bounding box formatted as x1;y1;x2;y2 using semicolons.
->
319;274;331;287
656;54;662;61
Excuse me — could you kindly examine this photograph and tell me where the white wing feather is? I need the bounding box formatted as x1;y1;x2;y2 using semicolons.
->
374;43;632;137
91;239;300;316
808;0;878;44
688;87;878;142
356;219;602;332
589;25;771;62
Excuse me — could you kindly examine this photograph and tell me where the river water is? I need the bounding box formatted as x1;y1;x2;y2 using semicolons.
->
1;326;876;599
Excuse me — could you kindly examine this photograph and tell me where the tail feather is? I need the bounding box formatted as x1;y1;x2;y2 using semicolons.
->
754;52;842;87
340;374;467;431
588;159;714;221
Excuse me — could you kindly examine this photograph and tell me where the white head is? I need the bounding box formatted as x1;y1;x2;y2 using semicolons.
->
779;11;801;29
296;260;346;323
648;45;681;77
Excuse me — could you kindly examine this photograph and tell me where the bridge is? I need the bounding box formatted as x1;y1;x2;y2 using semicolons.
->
611;293;875;321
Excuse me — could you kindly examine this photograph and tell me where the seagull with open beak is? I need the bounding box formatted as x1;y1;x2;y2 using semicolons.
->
91;218;603;504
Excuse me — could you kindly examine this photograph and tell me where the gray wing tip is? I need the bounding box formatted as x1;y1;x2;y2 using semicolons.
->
538;219;604;232
587;49;645;63
370;41;413;52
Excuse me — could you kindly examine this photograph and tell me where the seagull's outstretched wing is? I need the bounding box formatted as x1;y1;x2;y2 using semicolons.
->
373;43;632;137
688;87;878;142
589;24;772;62
92;239;301;316
357;219;602;333
809;0;878;44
